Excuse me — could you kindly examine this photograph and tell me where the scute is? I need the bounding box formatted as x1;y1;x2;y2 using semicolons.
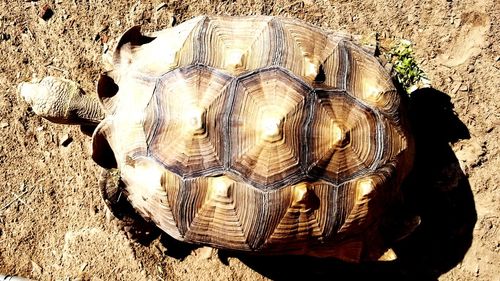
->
121;157;183;240
343;41;400;115
147;65;232;177
228;67;311;189
278;18;341;85
198;16;277;75
307;90;379;184
93;15;414;261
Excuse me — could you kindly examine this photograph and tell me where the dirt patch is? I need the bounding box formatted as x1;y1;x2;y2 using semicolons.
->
1;1;498;280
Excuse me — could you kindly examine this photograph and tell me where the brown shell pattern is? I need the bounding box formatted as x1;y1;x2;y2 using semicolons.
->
93;16;413;261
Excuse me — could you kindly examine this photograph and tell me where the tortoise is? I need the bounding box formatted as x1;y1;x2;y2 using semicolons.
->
18;15;416;262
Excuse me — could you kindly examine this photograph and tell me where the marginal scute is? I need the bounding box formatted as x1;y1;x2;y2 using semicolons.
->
113;26;155;67
339;167;394;235
343;42;399;115
100;75;154;165
279;18;341;87
139;16;206;76
199;16;276;75
381;116;408;163
181;175;253;250
261;181;355;254
122;158;182;239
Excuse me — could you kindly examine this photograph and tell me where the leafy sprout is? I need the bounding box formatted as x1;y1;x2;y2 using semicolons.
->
386;39;430;94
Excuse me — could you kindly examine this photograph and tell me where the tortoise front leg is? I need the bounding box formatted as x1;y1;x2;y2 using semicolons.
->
98;168;160;243
18;76;105;126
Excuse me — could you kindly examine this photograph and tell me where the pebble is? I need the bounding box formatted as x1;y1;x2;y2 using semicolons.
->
195;246;214;260
455;140;486;173
459;84;469;91
154;240;168;255
0;121;8;128
60;133;73;147
31;261;42;275
0;33;10;41
39;3;54;21
101;33;108;44
155;3;168;11
79;262;88;272
450;81;462;97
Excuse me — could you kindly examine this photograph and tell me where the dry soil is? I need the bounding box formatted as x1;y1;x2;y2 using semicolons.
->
0;0;498;280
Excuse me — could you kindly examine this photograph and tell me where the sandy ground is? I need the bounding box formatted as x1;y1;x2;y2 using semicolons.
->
0;0;498;280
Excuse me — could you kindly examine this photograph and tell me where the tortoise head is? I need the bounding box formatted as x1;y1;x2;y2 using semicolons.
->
18;76;105;125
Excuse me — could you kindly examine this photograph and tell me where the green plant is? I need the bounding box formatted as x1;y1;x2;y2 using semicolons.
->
386;39;430;94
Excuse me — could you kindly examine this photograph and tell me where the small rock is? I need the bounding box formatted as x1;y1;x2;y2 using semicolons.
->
0;33;10;41
79;262;88;272
153;240;168;255
31;261;43;275
195;246;214;260
449;81;462;97
156;264;164;275
60;133;73;147
455;140;486;173
459;84;469;91
39;3;54;21
0;121;8;128
152;7;175;27
155;2;167;11
100;24;109;33
101;33;108;44
384;62;393;73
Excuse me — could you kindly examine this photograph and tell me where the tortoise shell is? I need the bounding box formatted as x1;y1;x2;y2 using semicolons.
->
93;15;413;262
